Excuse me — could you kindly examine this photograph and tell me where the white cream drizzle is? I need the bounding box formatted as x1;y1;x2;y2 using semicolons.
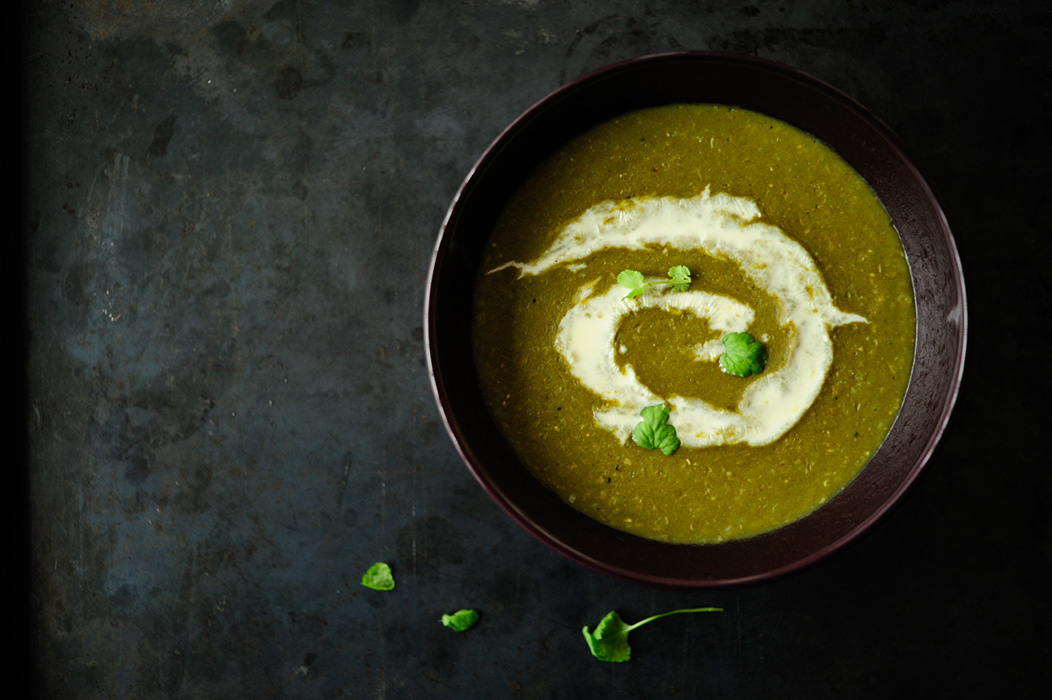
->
491;188;867;448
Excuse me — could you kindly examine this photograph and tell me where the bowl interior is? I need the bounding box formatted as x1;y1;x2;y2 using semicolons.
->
425;52;966;588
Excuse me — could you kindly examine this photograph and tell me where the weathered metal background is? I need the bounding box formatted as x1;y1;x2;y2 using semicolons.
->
26;1;1050;698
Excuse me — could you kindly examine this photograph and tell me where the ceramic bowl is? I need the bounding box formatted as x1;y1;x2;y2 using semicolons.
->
424;52;966;588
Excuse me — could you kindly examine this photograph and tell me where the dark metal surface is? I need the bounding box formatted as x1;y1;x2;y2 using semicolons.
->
26;1;1050;698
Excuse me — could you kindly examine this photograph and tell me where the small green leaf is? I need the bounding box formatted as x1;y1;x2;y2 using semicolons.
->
719;332;768;377
582;607;723;662
441;609;480;632
632;404;680;456
361;562;395;591
582;610;634;662
617;269;646;291
667;265;691;292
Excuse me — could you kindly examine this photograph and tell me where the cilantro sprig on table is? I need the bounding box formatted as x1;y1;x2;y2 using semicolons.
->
617;265;692;299
719;332;768;377
632;404;680;456
582;607;723;662
360;562;396;591
441;609;480;632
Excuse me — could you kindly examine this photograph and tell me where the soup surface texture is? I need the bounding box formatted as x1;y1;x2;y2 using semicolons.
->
472;104;915;543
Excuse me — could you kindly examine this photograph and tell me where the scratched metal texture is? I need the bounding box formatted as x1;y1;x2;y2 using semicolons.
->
26;0;1050;698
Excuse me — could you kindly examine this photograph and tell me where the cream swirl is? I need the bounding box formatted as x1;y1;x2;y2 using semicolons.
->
491;188;867;448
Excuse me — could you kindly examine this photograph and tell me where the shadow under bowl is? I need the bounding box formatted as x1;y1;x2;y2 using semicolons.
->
424;51;967;589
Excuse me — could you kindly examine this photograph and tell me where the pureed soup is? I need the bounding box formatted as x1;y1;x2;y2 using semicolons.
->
472;104;915;544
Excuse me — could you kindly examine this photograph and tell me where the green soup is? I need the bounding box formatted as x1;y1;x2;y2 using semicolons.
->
472;104;915;544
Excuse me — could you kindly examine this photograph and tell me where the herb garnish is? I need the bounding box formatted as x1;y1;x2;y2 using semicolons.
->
632;404;680;456
440;609;480;632
617;265;691;299
582;607;723;662
360;562;395;591
719;332;768;377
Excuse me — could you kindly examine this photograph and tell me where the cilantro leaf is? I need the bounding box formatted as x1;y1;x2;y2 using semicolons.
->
582;610;634;662
582;607;723;662
632;404;680;456
719;332;768;377
617;266;692;299
616;269;647;298
667;265;691;292
440;609;480;632
360;562;395;591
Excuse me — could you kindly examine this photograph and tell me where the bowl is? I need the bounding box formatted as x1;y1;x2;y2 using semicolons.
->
424;51;966;588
